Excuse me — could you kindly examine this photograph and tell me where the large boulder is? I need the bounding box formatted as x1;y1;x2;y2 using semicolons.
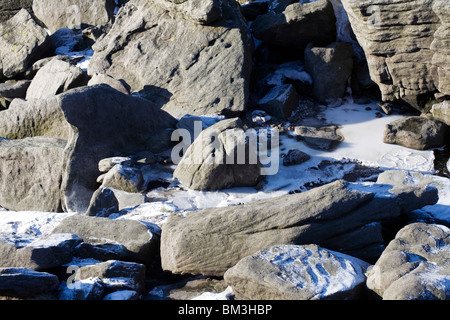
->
366;223;450;300
224;244;371;300
251;0;336;51
0;9;52;79
0;85;177;212
0;268;59;299
88;0;252;118
160;180;438;276
431;100;450;126
340;0;450;111
32;0;117;34
173;118;263;191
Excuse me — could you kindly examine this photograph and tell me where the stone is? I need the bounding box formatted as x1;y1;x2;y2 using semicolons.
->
282;149;311;166
25;58;89;100
340;0;450;111
77;260;146;293
0;9;52;79
304;42;354;106
88;0;252;118
431;100;450;126
366;223;450;300
85;187;119;217
160;180;438;276
224;244;371;300
173;118;262;191
151;0;222;25
0;80;31;99
101;164;144;194
257;84;300;120
0;85;177;212
251;0;336;51
88;73;130;95
294;125;345;151
383;116;448;150
0;0;33;22
0;233;82;270
51;215;160;266
32;0;117;34
0;268;59;298
98;157;133;173
58;277;105;300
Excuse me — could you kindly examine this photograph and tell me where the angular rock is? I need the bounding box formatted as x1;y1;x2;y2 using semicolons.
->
257;84;300;120
282;149;310;166
59;277;105;300
98;157;133;173
151;0;222;25
0;233;82;270
32;0;116;34
173;118;262;191
0;268;59;298
341;0;450;111
294;125;344;151
304;42;354;105
25;58;88;100
51;215;160;266
251;0;336;51
224;244;371;300
88;73;130;95
85;187;119;217
0;137;66;212
366;223;450;300
0;9;52;79
0;85;177;212
383;116;448;150
88;0;252;118
101;164;144;193
431;100;450;126
161;180;438;276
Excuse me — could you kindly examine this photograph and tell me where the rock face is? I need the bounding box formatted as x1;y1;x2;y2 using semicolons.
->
383;116;448;150
88;0;252;118
173;118;262;191
366;223;450;300
0;9;52;79
431;100;450;126
160;180;438;276
224;244;371;300
0;85;177;212
341;0;450;110
251;0;336;51
32;0;117;34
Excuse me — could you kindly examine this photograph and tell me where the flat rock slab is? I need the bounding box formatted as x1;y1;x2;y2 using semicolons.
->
0;268;59;298
224;244;371;300
294;125;344;151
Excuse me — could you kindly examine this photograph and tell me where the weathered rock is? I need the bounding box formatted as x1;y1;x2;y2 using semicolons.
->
224;244;371;300
173;118;262;191
98;157;132;173
304;42;354;105
282;149;310;166
77;260;146;293
251;0;336;51
85;187;119;217
161;180;438;276
383;116;448;150
257;84;300;119
0;80;31;99
0;85;177;212
366;223;450;300
294;125;344;151
25;58;88;100
59;277;105;300
0;9;52;79
0;0;33;22
0;233;82;270
431;100;450;126
151;0;222;25
88;0;252;118
0;137;66;212
0;268;59;298
32;0;116;34
101;164;144;194
341;0;450;111
51;215;160;266
88;73;130;95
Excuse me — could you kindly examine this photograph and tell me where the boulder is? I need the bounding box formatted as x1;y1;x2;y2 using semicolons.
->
340;0;450;111
0;85;177;212
251;0;336;51
366;223;450;300
85;187;119;217
59;277;105;300
0;9;52;79
383;116;448;150
304;42;354;106
0;268;59;298
25;58;89;100
88;73;130;95
0;0;33;22
100;164;144;194
257;84;300;120
294;125;345;151
224;244;371;300
0;233;82;270
160;180;438;276
32;0;116;34
173;118;262;191
51;215;160;266
282;149;311;166
88;0;252;118
151;0;222;25
431;100;450;126
0;80;31;99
